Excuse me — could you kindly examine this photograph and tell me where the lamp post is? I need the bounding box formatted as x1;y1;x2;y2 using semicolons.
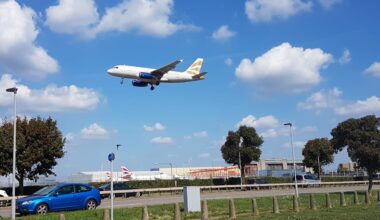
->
6;87;17;220
284;122;299;198
238;137;243;186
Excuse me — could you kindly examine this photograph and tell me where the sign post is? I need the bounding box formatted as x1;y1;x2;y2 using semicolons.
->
108;153;115;220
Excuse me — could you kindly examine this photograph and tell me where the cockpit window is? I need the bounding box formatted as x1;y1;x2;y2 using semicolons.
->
113;66;119;69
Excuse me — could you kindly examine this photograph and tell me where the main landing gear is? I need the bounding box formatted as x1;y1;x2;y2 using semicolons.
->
120;78;124;85
150;86;155;91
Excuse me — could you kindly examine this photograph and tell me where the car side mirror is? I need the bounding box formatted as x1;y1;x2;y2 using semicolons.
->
53;192;59;197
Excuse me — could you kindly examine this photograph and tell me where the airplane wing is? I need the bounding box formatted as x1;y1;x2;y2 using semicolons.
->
150;59;183;78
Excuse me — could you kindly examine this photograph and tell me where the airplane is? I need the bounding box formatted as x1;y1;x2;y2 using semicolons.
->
107;58;207;90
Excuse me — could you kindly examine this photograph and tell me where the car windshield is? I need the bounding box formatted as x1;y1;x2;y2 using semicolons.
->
304;175;317;180
33;185;57;195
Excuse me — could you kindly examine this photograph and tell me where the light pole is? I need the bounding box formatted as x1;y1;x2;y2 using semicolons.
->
238;137;243;186
156;162;175;186
6;87;17;220
284;122;299;198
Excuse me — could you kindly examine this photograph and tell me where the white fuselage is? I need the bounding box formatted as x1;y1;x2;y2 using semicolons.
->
107;65;196;83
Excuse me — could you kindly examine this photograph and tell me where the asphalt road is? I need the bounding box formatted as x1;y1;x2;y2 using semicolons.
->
1;185;379;218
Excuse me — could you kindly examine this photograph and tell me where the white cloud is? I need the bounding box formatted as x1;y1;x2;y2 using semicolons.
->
193;131;208;138
45;0;99;39
245;0;312;22
46;0;198;38
299;88;380;116
0;0;59;78
236;115;279;129
298;87;342;111
338;49;351;64
198;153;210;158
212;25;236;42
335;96;380;116
283;141;306;148
260;129;278;138
151;136;173;144
235;42;333;94
81;123;109;139
0;74;101;112
225;58;233;66
319;0;342;9
143;122;165;131
364;62;380;77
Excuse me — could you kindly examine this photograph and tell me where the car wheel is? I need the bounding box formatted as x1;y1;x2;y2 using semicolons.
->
135;192;141;198
36;203;48;215
86;199;97;210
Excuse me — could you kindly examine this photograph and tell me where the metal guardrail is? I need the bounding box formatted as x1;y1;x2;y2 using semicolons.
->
1;180;379;205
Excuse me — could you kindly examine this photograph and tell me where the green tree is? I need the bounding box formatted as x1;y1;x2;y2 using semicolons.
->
0;117;65;195
221;126;263;182
302;138;334;179
330;115;380;192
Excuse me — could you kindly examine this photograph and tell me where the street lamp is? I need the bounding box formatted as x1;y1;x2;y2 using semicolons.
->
6;87;17;220
238;137;243;185
284;122;299;198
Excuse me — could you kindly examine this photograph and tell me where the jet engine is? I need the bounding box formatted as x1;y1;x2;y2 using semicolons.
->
139;72;155;80
132;80;148;87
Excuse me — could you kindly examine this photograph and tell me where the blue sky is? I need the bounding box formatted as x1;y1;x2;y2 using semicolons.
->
0;0;380;180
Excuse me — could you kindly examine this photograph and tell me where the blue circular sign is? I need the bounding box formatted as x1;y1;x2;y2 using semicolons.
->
108;153;115;161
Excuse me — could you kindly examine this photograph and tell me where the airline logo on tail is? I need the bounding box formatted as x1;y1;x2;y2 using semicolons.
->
186;58;203;76
121;166;133;179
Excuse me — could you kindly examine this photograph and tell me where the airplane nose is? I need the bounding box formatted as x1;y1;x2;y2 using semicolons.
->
107;68;114;75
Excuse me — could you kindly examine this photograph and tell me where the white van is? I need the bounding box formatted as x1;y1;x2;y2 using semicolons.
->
295;174;321;184
0;189;9;207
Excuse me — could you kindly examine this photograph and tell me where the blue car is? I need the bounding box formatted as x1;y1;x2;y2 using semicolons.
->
16;183;101;215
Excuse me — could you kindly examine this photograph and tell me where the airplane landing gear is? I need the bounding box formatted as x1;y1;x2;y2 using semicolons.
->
120;78;124;85
150;86;155;91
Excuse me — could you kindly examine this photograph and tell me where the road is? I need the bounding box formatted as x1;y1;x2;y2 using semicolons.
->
1;185;378;218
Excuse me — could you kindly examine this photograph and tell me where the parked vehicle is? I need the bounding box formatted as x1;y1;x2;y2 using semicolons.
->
98;182;141;199
295;174;321;184
247;178;268;184
16;183;101;215
0;189;9;207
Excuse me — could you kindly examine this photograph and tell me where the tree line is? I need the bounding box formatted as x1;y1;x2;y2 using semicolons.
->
220;115;380;192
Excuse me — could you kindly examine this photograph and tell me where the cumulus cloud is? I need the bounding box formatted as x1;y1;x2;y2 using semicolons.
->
212;25;236;42
151;136;173;144
245;0;312;22
364;62;380;77
45;0;198;38
143;123;165;131
0;0;59;78
335;96;380;116
338;49;351;64
299;88;380;116
81;123;109;139
0;74;100;112
319;0;342;9
236;115;279;129
235;42;333;94
225;58;233;66
260;129;278;138
45;0;99;39
298;87;342;111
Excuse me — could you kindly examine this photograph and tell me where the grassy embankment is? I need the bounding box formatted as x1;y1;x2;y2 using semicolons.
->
14;191;380;220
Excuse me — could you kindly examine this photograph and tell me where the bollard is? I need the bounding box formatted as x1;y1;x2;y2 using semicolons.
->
59;213;65;220
252;198;259;216
174;203;181;220
229;199;236;219
365;191;371;205
340;192;346;207
293;195;299;213
354;191;360;205
201;200;209;220
142;206;149;220
103;209;110;220
325;193;332;209
310;194;317;210
377;190;380;202
273;196;280;214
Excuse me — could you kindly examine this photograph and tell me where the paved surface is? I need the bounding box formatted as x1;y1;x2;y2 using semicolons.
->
1;185;379;218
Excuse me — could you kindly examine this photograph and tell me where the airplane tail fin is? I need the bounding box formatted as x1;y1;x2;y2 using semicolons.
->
185;58;203;76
